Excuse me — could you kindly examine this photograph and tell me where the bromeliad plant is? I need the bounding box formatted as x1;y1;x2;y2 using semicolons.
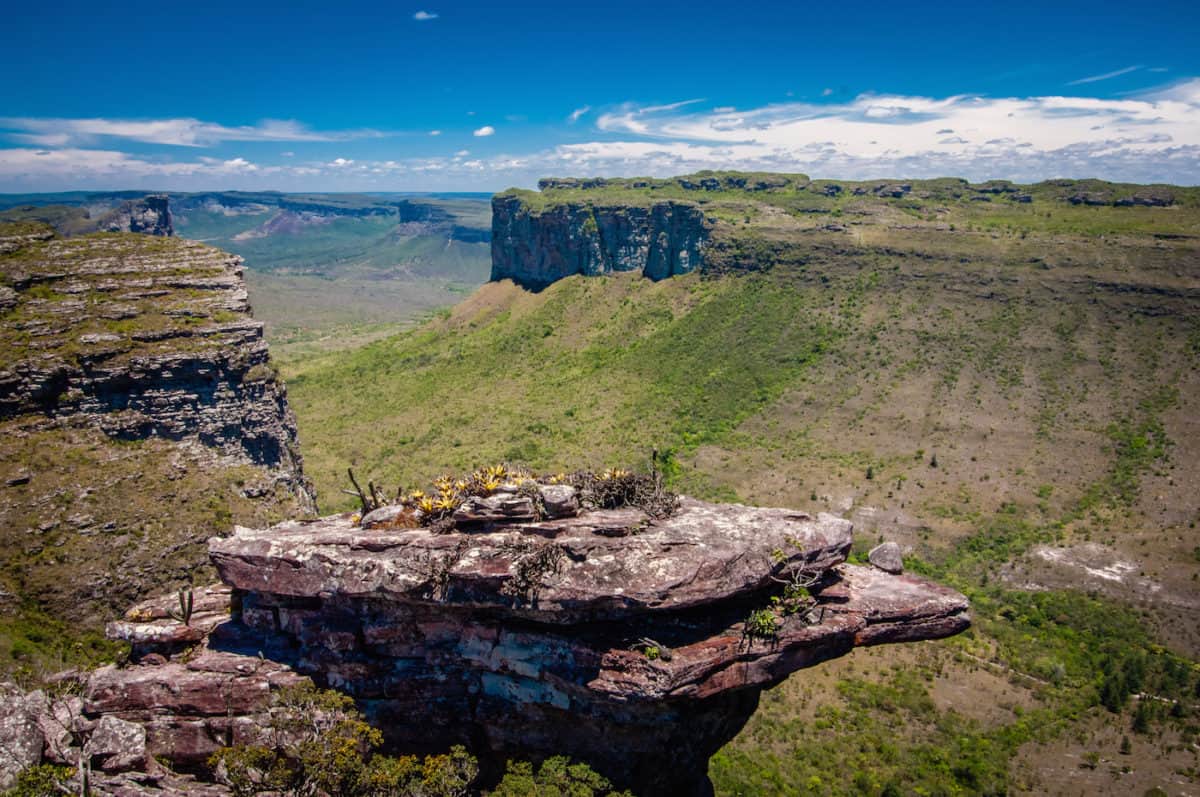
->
348;456;681;530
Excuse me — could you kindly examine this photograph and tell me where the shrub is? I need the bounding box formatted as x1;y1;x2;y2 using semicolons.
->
209;684;478;797
490;756;633;797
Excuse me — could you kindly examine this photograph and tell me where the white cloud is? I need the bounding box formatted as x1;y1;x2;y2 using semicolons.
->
3;80;1198;191
568;106;591;123
429;129;442;136
0;116;384;147
586;80;1200;183
822;88;834;97
413;10;438;20
473;125;495;137
1066;65;1142;86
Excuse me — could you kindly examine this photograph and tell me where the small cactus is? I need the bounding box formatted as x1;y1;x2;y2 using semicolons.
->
168;587;194;626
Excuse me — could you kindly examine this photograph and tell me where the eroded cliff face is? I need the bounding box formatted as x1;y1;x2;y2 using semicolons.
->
0;226;307;488
491;195;709;289
97;195;174;237
0;222;314;631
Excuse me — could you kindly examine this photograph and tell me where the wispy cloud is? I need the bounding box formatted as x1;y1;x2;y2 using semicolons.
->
567;106;591;124
473;125;495;137
1066;65;1142;86
429;129;442;136
3;80;1198;191
0;117;385;148
413;10;438;20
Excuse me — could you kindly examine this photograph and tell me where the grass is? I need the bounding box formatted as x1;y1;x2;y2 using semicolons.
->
282;177;1200;792
284;269;863;508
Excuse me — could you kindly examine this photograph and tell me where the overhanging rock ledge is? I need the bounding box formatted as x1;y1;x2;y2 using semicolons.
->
21;496;968;796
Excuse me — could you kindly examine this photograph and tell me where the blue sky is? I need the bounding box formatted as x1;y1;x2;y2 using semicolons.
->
1;0;1198;191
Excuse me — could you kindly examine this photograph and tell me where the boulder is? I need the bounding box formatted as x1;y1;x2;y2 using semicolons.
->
211;498;855;622
0;688;45;789
85;716;147;772
869;541;905;574
538;484;579;518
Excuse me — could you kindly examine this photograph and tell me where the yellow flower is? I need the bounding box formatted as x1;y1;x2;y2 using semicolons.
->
417;497;436;514
409;490;425;500
435;496;458;511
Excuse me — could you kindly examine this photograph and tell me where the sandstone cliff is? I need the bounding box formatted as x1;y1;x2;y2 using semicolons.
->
0;488;967;795
96;195;174;237
490;172;1192;291
0;223;313;642
491;194;709;289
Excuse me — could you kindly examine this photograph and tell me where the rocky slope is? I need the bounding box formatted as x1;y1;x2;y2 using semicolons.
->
0;222;314;664
0;489;966;795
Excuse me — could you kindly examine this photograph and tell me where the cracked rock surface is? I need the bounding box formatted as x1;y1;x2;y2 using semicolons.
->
41;497;970;796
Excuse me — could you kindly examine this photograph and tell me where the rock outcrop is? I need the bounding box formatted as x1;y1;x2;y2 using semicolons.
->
98;195;174;237
0;226;311;503
491;195;709;289
3;493;969;795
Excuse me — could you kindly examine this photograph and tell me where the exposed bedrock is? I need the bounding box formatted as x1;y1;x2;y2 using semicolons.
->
98;194;174;237
63;497;970;795
0;228;313;507
490;196;710;289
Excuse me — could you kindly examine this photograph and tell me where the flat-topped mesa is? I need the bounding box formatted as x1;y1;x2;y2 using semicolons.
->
491;194;710;289
175;491;966;795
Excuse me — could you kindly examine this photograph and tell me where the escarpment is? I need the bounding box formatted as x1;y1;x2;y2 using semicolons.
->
0;222;314;630
17;481;969;796
0;225;308;487
490;172;1196;291
97;194;174;237
491;195;709;289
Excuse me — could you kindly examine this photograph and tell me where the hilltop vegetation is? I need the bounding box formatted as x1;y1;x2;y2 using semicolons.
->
282;174;1200;794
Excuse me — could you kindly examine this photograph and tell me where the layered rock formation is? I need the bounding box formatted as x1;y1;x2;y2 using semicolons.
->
490;173;1190;291
0;225;309;498
7;491;968;795
491;195;709;289
98;195;174;237
0;222;315;638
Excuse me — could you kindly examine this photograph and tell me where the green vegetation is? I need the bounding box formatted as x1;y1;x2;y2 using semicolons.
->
208;684;625;797
1;764;74;797
210;684;478;797
0;424;307;681
490;757;633;797
284;174;1200;792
